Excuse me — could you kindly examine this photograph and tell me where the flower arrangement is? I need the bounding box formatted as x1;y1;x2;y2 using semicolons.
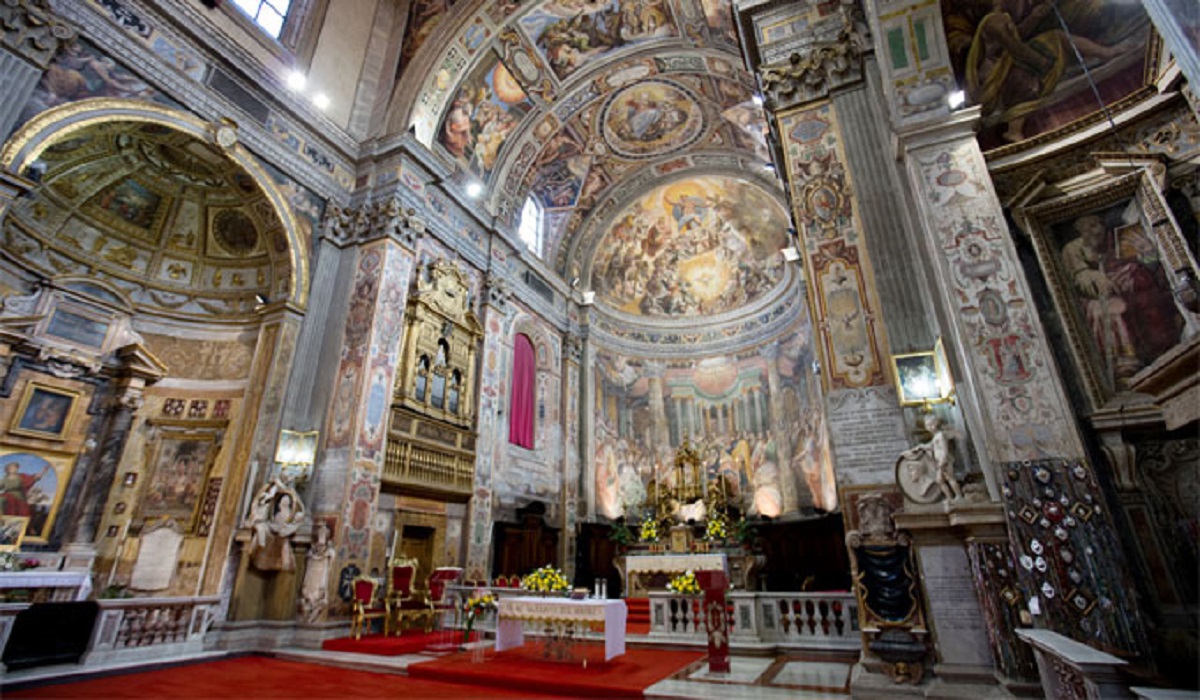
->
705;516;728;542
521;564;570;593
462;591;496;643
639;516;660;543
609;518;633;549
0;552;39;572
667;569;700;595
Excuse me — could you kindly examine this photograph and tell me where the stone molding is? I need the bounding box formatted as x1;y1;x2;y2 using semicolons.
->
1;0;76;69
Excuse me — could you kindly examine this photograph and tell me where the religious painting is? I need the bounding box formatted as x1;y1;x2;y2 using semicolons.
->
44;307;111;350
9;383;79;441
721;100;770;162
0;446;76;544
700;0;738;43
14;38;157;132
528;129;588;209
940;1;1151;148
519;0;678;81
590;175;789;317
436;54;531;180
0;515;28;551
398;0;461;80
591;324;834;523
89;177;163;230
140;432;219;533
600;79;705;159
1018;186;1188;410
892;351;940;406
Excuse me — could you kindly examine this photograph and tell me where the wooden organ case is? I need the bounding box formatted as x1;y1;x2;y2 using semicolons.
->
384;260;482;499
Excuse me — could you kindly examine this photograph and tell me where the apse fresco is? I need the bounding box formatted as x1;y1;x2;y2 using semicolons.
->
941;0;1150;148
592;333;836;521
437;55;531;179
590;176;789;316
520;0;678;81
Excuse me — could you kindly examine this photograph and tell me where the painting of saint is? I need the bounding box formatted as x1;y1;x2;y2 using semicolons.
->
520;0;677;81
1054;204;1183;392
942;0;1149;147
13;386;75;439
92;178;163;230
0;450;71;543
436;56;531;180
142;436;215;530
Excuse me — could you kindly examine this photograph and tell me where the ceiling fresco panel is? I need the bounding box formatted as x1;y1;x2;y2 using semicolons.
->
519;0;680;82
436;53;532;180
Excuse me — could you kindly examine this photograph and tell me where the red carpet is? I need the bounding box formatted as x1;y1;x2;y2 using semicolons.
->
408;643;703;697
5;656;567;698
322;630;477;655
625;598;650;636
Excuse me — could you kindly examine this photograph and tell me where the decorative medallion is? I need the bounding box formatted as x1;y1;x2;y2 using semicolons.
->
600;79;705;159
212;209;258;254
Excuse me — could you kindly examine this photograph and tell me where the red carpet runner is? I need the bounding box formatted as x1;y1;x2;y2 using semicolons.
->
322;630;477;655
625;597;650;636
5;656;567;698
408;644;703;698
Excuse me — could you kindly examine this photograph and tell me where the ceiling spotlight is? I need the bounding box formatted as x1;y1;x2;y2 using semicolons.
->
947;90;966;110
763;162;776;172
312;92;330;111
465;181;483;198
255;293;268;305
286;70;306;91
752;93;764;106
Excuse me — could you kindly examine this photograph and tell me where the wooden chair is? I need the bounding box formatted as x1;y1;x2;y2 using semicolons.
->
387;557;431;635
425;567;464;633
350;576;388;639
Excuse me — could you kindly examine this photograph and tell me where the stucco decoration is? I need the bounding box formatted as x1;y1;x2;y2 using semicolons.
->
589;175;788;318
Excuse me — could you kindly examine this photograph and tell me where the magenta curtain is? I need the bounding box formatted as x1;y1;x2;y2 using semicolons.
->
509;333;535;448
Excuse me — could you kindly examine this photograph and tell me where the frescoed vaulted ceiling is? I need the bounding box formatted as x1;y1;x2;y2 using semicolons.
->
390;0;796;326
3;121;289;318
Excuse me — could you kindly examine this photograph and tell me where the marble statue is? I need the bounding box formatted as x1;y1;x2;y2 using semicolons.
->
248;477;306;572
895;415;964;504
299;520;334;622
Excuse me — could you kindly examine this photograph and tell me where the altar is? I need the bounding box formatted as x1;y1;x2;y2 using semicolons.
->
495;596;627;661
0;571;92;602
617;553;728;597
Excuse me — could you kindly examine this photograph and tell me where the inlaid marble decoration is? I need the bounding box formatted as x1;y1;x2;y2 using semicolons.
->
907;139;1078;461
778;103;889;390
589;175;788;318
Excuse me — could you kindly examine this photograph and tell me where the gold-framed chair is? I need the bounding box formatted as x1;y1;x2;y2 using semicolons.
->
387;557;432;635
350;576;388;639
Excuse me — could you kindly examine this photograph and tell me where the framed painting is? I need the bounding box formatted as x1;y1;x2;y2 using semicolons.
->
0;515;29;551
139;431;219;533
892;351;940;406
1014;174;1191;410
0;446;77;544
43;305;111;350
9;382;80;440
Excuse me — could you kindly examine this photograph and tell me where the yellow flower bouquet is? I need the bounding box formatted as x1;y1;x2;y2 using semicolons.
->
521;564;570;593
639;516;660;543
705;517;728;542
666;569;701;595
462;592;496;643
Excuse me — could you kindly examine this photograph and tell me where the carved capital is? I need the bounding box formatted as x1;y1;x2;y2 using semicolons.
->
759;29;865;111
484;272;510;311
0;0;76;70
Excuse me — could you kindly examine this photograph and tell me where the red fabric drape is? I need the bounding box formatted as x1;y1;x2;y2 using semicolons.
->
509;334;536;448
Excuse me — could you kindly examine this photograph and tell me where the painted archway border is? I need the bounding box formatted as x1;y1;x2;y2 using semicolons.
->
0;98;310;310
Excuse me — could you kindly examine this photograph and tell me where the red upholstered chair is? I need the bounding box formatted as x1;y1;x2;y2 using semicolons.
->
351;576;388;639
494;576;509;588
508;575;522;588
387;557;431;635
425;567;464;632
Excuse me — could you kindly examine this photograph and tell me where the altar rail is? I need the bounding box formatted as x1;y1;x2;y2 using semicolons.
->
648;591;859;650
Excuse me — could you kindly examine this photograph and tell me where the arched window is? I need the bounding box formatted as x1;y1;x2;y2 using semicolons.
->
448;370;462;415
508;333;536;449
518;196;542;255
414;355;429;401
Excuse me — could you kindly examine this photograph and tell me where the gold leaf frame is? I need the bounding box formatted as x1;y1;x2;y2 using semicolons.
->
9;382;81;441
0;444;78;544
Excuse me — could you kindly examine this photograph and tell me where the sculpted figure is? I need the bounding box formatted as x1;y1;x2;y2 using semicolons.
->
896;416;963;504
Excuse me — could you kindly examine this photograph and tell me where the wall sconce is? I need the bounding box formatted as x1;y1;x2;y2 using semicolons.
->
275;429;318;488
892;337;954;408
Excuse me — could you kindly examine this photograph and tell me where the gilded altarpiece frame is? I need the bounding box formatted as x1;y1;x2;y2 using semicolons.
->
1012;166;1199;413
137;420;226;534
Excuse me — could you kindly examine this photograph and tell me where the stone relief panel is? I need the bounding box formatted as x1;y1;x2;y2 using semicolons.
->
141;333;254;380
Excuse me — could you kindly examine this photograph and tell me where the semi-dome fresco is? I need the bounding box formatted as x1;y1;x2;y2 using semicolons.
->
590;175;789;317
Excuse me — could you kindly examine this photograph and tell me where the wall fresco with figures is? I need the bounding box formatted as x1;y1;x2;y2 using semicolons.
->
436;53;532;181
940;0;1150;149
519;0;678;81
589;175;789;317
592;325;836;522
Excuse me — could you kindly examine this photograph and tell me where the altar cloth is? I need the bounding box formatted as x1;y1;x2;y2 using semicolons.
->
495;596;627;661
